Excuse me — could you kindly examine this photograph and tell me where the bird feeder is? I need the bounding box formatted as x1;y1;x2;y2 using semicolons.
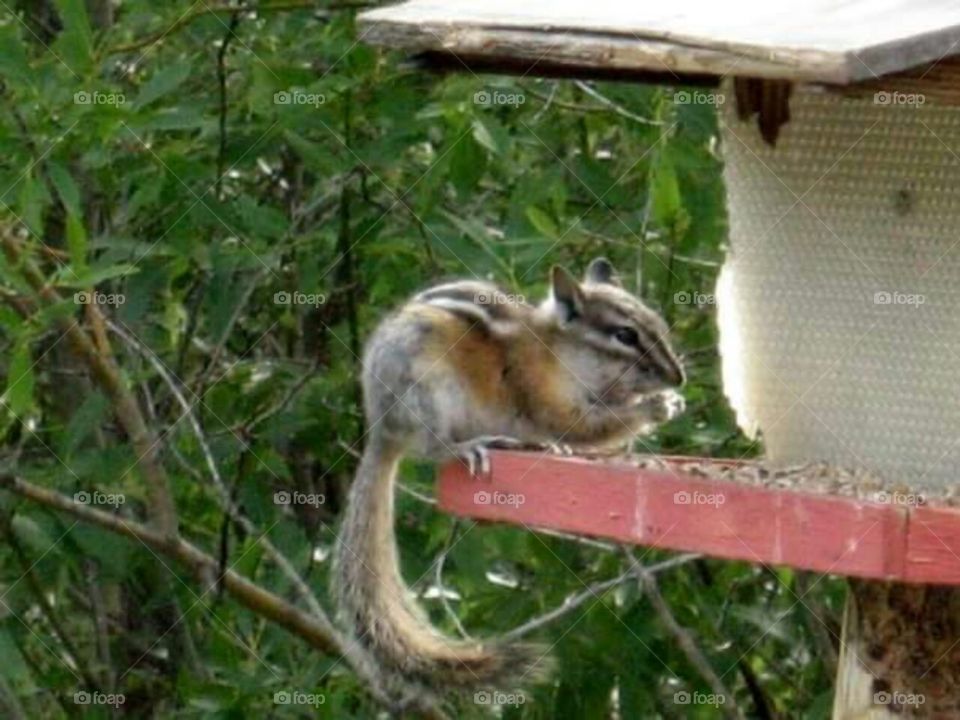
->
358;2;960;716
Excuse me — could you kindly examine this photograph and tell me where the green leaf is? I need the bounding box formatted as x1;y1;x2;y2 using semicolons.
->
72;525;133;579
525;206;559;239
15;173;46;236
3;340;35;419
235;196;288;240
0;628;30;682
135;61;193;108
649;146;682;227
47;162;82;215
65;213;88;274
0;306;23;335
127;179;165;219
54;262;137;288
471;118;503;156
10;514;54;556
283;129;337;174
137;106;209;131
441;209;491;247
448;135;486;196
0;25;31;88
53;0;93;76
62;392;109;459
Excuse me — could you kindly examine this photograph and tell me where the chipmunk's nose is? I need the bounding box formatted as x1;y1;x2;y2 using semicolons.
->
660;355;686;388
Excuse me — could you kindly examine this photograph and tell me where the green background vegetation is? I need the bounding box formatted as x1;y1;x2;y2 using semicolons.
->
0;1;844;717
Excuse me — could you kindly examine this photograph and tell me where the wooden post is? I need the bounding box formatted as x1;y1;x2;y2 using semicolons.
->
834;582;960;717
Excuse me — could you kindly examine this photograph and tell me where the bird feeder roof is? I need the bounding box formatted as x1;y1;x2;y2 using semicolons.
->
359;0;960;84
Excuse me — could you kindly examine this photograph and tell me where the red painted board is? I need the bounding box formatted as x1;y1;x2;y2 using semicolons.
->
436;451;947;584
906;506;960;584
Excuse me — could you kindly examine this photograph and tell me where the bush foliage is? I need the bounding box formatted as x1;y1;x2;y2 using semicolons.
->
0;2;843;717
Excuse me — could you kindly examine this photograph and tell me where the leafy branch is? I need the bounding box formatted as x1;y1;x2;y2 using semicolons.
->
0;219;448;720
105;1;375;56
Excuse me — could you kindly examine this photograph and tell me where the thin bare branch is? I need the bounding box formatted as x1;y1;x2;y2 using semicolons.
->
107;320;327;620
0;473;449;720
504;553;701;641
502;569;634;641
573;80;665;126
428;520;470;639
0;472;340;644
623;548;744;720
0;223;178;538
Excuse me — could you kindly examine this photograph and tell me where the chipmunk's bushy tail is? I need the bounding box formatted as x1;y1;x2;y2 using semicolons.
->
333;433;551;696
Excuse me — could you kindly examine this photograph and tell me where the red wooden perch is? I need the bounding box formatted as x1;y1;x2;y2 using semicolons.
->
438;451;960;585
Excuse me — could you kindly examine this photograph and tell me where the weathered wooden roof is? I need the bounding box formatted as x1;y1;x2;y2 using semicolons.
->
359;0;960;84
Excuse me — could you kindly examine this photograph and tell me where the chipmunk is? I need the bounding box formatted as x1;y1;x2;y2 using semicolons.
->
333;258;685;708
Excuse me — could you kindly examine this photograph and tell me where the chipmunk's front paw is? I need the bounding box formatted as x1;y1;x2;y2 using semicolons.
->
636;390;685;425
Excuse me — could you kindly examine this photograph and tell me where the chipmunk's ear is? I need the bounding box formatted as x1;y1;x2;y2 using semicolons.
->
584;257;620;286
550;265;584;321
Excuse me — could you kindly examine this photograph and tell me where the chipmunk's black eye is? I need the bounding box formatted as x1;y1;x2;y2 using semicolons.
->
612;327;639;347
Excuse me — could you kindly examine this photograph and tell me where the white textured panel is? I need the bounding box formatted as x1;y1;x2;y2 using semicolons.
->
718;86;960;491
